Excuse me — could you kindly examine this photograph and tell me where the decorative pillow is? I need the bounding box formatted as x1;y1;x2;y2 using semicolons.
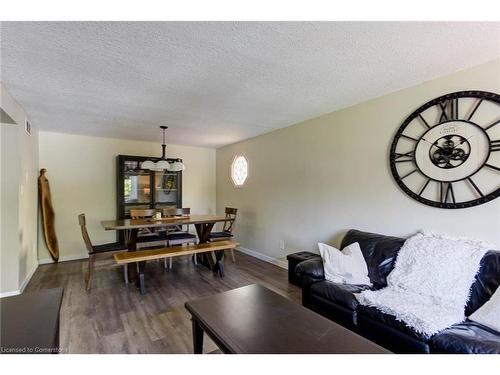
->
318;242;371;285
469;286;500;333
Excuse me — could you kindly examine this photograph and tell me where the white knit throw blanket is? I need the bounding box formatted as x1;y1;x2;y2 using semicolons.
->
355;232;490;337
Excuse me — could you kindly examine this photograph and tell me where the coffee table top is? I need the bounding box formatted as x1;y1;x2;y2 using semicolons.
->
1;288;63;353
185;284;390;354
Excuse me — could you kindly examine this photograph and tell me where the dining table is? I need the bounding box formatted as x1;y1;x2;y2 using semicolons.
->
101;214;234;281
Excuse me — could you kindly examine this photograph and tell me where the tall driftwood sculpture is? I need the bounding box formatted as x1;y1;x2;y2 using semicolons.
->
38;169;59;261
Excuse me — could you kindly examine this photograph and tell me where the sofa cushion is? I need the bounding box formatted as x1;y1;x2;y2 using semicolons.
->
465;250;500;316
340;230;405;289
357;308;430;353
165;232;197;241
136;233;162;243
309;294;360;330
310;281;371;311
431;320;500;354
357;305;429;342
209;231;234;239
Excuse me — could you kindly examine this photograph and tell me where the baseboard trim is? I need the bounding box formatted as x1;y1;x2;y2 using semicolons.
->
38;253;89;265
0;290;21;298
0;261;38;298
39;249;288;270
19;261;39;293
237;246;288;270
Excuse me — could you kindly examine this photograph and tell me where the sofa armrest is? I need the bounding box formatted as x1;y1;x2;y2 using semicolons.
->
295;258;325;282
295;258;324;307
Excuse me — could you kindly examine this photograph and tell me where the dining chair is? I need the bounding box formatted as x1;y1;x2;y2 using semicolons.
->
78;213;128;291
208;207;238;263
162;207;197;268
129;208;166;249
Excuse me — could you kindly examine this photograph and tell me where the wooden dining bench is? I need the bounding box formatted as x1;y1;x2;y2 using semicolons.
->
114;240;239;294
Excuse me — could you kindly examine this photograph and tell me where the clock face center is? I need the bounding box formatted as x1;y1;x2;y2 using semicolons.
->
414;120;490;182
429;135;471;169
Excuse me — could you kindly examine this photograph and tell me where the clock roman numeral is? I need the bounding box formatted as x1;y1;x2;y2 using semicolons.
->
418;179;431;196
418;114;430;129
490;140;500;152
400;169;417;180
400;134;419;142
394;151;415;163
438;101;449;122
437;99;461;123
467;98;483;121
484;119;500;131
485;163;500;172
450;98;459;120
440;182;456;204
447;183;456;204
467;177;484;197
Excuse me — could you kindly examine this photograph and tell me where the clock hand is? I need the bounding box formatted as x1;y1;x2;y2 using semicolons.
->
421;138;445;151
456;135;474;147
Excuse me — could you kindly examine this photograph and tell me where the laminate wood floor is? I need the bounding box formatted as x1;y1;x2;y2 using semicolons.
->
25;251;301;354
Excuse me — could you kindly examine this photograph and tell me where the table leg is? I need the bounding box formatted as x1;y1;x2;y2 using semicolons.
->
127;229;139;282
194;222;216;270
215;250;225;278
192;318;204;354
137;261;146;295
123;264;129;284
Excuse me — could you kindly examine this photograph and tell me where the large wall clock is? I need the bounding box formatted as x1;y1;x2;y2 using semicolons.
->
390;90;500;209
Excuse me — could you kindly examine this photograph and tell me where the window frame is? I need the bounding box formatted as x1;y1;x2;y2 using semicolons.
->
230;154;249;188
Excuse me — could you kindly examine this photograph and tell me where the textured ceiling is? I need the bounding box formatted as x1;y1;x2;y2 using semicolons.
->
1;22;499;148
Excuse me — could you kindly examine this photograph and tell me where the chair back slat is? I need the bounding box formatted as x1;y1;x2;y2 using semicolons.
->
130;209;158;236
130;209;156;218
163;207;191;231
176;207;190;216
225;207;238;216
78;213;94;254
162;207;177;217
162;207;190;217
223;207;238;233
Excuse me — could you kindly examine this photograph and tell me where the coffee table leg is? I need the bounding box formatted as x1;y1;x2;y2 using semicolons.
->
192;318;204;354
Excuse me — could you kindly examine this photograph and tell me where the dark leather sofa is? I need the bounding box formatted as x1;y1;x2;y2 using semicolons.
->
295;229;500;354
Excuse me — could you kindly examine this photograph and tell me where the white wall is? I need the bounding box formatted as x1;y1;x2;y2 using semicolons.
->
38;132;216;262
18;119;39;287
0;83;39;296
1;123;20;294
216;59;500;263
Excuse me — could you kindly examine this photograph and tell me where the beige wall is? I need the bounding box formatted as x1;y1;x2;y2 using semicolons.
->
216;59;500;264
38;132;216;262
1;83;39;296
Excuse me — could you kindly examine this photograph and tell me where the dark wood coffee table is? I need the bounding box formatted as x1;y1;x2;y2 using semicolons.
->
1;288;63;354
184;284;390;354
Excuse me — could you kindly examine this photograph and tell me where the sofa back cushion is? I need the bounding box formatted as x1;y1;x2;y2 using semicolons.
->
465;250;500;316
341;229;405;289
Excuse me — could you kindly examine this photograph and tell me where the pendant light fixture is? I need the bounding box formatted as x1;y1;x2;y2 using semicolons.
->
140;126;185;172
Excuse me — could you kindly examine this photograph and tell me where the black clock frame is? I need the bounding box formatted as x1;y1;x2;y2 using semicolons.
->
390;90;500;209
